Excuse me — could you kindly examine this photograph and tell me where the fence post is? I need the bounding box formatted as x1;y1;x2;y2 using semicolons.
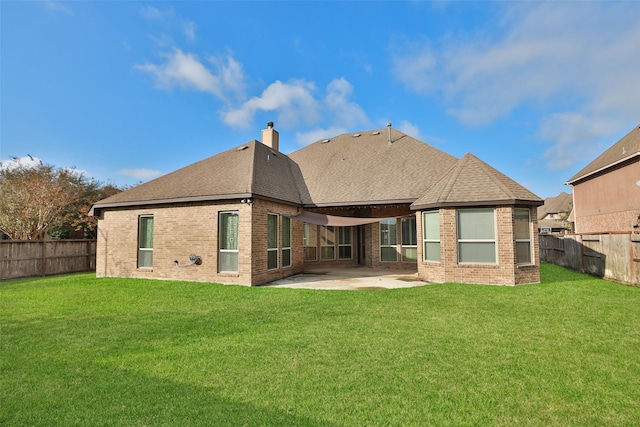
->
41;240;47;276
631;234;637;285
86;239;91;271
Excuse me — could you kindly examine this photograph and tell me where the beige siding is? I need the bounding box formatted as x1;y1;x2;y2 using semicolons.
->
573;160;640;233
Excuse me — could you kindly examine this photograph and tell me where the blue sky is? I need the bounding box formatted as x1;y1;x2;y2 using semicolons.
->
2;1;639;198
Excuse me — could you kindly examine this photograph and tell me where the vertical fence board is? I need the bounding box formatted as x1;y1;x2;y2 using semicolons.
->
0;240;96;280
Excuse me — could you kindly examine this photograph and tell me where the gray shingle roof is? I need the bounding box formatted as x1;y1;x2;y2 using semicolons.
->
567;125;640;184
410;153;543;210
91;127;542;214
537;192;572;220
90;141;303;213
288;129;458;206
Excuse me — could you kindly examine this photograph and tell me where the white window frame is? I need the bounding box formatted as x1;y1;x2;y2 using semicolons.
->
267;213;279;270
515;208;533;265
218;211;239;273
137;215;154;269
422;210;440;262
457;208;497;264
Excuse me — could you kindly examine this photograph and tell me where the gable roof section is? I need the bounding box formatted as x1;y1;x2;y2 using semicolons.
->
288;128;458;207
411;153;543;210
90;140;303;214
567;125;640;184
537;192;572;220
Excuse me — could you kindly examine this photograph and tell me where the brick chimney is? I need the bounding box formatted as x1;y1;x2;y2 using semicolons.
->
261;121;279;151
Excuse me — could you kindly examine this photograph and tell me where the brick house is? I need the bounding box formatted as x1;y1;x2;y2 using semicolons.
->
567;125;640;233
90;123;543;286
538;192;573;234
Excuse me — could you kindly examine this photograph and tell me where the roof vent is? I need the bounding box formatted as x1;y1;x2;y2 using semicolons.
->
371;131;380;135
352;133;361;137
237;146;249;151
322;139;331;143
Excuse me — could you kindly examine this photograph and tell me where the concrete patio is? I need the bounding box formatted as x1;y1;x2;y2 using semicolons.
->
264;267;430;290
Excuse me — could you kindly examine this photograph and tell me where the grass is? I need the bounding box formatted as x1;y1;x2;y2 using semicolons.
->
1;263;639;426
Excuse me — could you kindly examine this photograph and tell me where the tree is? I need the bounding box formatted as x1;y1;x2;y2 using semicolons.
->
0;158;124;240
68;181;123;239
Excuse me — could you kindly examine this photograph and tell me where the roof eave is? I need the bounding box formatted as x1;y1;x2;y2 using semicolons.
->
302;198;417;208
566;152;640;185
410;198;544;211
89;192;254;216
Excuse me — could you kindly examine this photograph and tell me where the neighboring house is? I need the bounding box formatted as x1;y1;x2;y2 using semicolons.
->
538;192;573;234
90;123;543;286
566;125;640;233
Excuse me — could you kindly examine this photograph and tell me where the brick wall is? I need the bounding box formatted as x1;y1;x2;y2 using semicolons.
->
417;206;540;285
574;210;638;234
95;199;304;286
249;199;304;285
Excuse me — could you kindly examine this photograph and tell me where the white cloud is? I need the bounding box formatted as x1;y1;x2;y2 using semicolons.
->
183;21;197;42
139;5;174;20
392;2;640;170
223;77;369;136
0;156;43;171
135;49;245;101
118;168;162;181
222;79;320;129
140;6;197;42
540;113;616;171
396;120;421;141
324;78;368;128
295;126;350;146
44;1;72;14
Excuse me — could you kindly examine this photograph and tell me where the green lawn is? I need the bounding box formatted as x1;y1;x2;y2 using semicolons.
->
1;264;639;426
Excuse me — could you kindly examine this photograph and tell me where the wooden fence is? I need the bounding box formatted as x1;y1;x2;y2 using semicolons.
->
0;240;96;280
540;233;640;286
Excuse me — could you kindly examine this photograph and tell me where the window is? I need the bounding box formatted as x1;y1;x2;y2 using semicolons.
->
380;219;398;262
457;208;496;263
303;223;317;261
320;226;335;260
515;208;532;264
282;216;292;268
138;215;154;268
268;214;278;270
401;217;417;262
423;210;440;262
219;212;239;272
338;226;353;259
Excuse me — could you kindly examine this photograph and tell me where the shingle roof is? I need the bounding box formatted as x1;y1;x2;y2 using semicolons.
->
567;125;640;184
537;192;572;220
90;141;303;213
410;153;543;210
91;127;542;214
288;128;458;206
